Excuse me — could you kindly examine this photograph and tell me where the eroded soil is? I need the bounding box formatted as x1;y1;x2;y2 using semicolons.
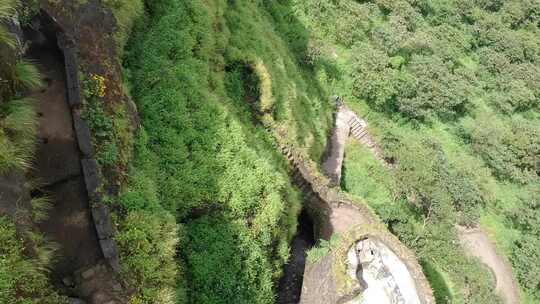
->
457;226;520;304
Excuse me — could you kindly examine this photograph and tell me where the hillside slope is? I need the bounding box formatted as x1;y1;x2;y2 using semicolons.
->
119;0;334;303
289;0;539;303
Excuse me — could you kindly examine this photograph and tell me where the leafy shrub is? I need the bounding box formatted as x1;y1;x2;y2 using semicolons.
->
511;235;540;297
121;0;317;302
116;210;180;304
464;114;539;183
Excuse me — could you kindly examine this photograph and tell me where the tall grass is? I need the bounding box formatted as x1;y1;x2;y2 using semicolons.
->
30;196;53;223
103;0;144;55
13;60;43;91
0;0;16;19
0;97;38;173
0;216;66;303
0;0;41;173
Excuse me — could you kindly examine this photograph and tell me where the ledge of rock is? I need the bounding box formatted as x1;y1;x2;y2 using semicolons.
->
301;226;434;304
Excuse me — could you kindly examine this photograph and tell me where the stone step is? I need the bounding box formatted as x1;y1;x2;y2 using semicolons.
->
352;132;366;140
350;121;361;129
351;125;364;133
353;129;368;140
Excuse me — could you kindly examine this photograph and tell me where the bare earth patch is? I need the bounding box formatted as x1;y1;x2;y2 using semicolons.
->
457;226;520;304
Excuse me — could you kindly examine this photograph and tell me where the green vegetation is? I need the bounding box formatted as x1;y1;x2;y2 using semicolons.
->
0;2;65;303
103;0;144;54
115;0;336;302
6;0;527;302
421;261;454;304
306;235;339;264
293;0;540;302
0;216;66;304
0;0;40;173
112;0;540;302
0;10;41;172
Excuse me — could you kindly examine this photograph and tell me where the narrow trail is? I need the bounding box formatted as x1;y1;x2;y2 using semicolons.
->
322;100;388;187
24;14;125;304
457;227;520;304
322;99;521;304
27;25;102;283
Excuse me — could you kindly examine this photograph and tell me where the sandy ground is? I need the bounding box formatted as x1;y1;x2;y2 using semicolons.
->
457;226;520;304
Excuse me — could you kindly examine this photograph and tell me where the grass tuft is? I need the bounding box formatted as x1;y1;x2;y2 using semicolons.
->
14;60;43;91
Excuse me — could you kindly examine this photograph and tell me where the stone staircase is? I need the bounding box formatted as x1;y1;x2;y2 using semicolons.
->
344;108;388;166
347;116;369;143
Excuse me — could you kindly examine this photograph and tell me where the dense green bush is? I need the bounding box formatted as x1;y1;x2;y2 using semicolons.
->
121;0;320;302
463;114;539;183
116;210;180;304
511;235;540;297
386;135;483;225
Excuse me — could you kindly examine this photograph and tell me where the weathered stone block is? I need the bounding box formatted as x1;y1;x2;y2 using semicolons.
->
72;112;94;157
81;159;99;200
99;239;119;260
62;47;82;107
91;204;113;239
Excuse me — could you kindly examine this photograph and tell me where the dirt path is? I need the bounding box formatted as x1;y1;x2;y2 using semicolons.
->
27;32;103;281
328;203;368;235
457;227;520;304
22;20;126;303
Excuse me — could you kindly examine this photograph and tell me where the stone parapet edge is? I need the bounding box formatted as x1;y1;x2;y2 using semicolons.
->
57;32;120;273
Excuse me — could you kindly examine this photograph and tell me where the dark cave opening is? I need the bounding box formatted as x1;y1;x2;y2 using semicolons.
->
277;209;316;304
